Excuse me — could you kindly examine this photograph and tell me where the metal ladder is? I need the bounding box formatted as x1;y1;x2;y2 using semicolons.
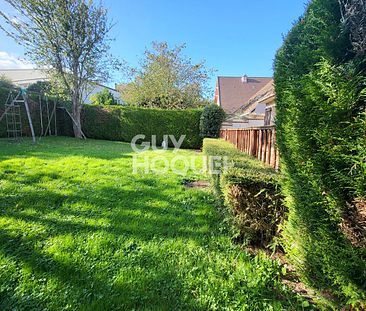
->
5;99;23;140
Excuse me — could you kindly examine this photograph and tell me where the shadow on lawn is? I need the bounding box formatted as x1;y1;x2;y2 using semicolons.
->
1;177;216;242
0;227;202;310
0;137;134;161
0;170;215;309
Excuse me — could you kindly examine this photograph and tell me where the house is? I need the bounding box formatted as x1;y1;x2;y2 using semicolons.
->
236;80;276;127
0;68;124;105
214;75;274;128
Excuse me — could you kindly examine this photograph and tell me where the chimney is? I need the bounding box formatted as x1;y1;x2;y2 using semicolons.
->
241;75;248;83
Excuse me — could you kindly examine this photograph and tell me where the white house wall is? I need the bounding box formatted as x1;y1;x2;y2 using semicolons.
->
0;69;124;105
82;84;124;105
222;119;264;129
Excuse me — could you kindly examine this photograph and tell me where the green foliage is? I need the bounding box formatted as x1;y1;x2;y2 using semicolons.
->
27;81;52;94
0;0;117;138
0;137;311;310
90;88;118;105
199;104;226;138
203;138;285;246
0;78;15;137
0;75;14;90
274;0;366;307
57;105;204;149
121;42;213;109
0;80;45;138
1;97;203;149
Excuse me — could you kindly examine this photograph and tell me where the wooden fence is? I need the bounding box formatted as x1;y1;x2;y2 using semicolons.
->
220;126;279;170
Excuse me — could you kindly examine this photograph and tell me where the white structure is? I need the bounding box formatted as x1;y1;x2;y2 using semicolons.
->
82;83;123;105
0;69;124;105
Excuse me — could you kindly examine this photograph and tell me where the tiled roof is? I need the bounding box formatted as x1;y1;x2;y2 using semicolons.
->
238;79;274;115
217;76;272;114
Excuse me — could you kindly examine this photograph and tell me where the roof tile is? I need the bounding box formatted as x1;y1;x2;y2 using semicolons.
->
217;76;272;113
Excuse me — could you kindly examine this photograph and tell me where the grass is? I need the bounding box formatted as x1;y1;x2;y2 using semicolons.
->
0;137;310;310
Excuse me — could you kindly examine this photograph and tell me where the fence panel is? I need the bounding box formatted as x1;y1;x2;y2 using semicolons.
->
220;126;279;170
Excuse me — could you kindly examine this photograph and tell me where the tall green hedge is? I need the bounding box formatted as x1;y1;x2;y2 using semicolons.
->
1;88;203;149
59;105;203;149
274;0;366;308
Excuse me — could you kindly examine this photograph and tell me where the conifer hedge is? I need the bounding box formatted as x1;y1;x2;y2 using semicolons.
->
274;0;366;307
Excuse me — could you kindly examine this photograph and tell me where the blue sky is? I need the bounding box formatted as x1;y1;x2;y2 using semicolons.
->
0;0;307;92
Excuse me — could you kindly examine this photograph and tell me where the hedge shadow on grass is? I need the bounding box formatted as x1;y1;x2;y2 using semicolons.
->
0;227;201;310
0;180;217;243
0;137;134;161
0;170;215;309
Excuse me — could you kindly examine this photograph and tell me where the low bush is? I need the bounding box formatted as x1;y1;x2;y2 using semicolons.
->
199;104;226;138
203;138;285;246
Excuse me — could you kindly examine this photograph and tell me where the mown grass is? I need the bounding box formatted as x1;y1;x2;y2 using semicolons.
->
0;137;310;310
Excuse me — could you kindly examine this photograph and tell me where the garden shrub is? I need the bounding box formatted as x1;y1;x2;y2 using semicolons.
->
199;104;226;138
203;138;285;246
274;0;366;307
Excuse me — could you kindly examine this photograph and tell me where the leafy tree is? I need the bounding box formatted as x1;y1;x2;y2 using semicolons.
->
90;88;118;105
27;81;52;94
121;42;213;109
0;0;117;138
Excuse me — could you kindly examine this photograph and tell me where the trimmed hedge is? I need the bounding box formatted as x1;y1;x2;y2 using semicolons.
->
203;138;285;246
59;105;203;149
199;104;226;138
274;0;366;308
1;89;203;149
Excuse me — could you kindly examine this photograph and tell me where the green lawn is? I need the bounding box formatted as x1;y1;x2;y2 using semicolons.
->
0;137;308;310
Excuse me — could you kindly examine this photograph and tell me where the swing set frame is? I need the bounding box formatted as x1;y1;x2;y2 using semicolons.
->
0;86;85;143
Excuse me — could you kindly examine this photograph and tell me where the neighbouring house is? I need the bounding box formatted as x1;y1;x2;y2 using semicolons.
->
214;75;275;129
236;79;275;126
0;68;124;105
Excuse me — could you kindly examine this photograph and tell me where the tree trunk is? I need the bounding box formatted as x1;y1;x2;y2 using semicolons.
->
72;91;83;139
